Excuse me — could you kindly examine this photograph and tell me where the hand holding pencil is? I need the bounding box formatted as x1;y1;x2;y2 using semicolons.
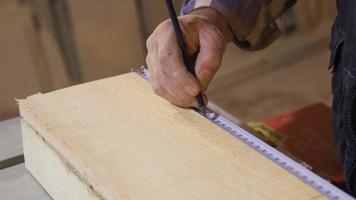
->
145;3;232;111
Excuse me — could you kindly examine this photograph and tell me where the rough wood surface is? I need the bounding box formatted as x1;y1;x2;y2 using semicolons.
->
20;72;324;200
22;120;95;200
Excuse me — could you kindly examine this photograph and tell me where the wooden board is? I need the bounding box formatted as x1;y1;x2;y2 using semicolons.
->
21;120;94;200
19;72;324;200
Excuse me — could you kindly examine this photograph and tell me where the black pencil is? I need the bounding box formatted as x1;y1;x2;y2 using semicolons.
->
164;0;206;117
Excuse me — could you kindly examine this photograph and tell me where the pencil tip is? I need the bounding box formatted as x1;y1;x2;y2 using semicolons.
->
197;106;207;117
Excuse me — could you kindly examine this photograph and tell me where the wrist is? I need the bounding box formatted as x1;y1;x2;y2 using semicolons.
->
190;8;234;42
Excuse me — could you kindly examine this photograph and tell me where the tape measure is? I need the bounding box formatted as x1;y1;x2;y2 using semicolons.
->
135;67;354;200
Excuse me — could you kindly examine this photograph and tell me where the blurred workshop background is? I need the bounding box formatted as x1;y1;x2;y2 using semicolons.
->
1;0;336;122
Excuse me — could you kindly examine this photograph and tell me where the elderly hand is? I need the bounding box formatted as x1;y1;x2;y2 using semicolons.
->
145;8;233;108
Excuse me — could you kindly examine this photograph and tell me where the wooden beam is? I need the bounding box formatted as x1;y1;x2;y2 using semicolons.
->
21;120;98;200
19;72;324;200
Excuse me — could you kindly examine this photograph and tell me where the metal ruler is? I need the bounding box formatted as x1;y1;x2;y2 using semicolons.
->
135;67;354;200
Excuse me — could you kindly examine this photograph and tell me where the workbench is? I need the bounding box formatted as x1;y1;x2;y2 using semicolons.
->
0;117;51;200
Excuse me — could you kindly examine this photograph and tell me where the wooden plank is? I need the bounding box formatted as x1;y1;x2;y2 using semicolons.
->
21;120;96;200
19;72;324;200
0;163;51;200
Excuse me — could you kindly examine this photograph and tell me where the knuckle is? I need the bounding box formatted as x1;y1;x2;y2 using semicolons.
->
170;71;184;85
172;71;193;88
158;50;172;65
171;69;185;79
155;72;166;82
161;19;173;29
161;62;173;74
205;23;224;40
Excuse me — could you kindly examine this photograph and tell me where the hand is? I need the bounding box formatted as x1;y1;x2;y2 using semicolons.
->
146;8;233;108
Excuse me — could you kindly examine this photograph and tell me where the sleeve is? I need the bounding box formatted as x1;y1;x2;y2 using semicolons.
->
181;0;297;51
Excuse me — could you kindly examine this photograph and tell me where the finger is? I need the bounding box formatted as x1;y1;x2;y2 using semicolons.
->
156;26;201;96
151;72;196;107
152;83;183;106
149;32;196;107
189;93;208;108
149;50;203;108
146;34;158;78
146;33;157;56
155;72;196;107
195;25;226;91
154;80;199;108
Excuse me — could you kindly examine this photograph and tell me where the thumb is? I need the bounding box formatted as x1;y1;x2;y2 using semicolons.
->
195;25;226;91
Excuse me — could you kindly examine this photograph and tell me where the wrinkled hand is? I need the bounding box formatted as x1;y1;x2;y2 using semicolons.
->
146;8;232;108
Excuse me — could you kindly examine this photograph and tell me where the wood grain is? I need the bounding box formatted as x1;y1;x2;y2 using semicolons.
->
22;120;96;200
20;72;324;200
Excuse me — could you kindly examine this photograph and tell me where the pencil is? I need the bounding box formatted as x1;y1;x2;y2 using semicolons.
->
164;0;207;117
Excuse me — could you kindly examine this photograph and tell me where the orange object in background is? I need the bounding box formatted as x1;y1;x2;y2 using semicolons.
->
251;103;345;186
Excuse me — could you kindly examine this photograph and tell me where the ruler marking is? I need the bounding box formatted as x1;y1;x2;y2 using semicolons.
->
209;112;353;200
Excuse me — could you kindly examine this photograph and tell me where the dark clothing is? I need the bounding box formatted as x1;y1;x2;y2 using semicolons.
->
182;0;296;50
330;0;356;195
183;0;356;196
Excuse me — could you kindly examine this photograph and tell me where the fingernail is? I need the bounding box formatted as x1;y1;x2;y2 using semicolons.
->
184;85;199;96
191;99;198;108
